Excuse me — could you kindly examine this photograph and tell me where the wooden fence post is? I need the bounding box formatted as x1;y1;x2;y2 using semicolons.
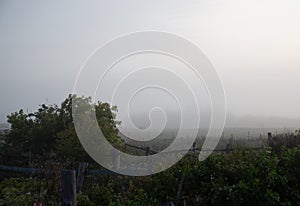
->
192;142;196;153
113;149;120;171
146;146;150;156
268;132;273;148
175;173;185;205
62;170;76;206
226;144;231;154
76;162;87;194
145;146;152;174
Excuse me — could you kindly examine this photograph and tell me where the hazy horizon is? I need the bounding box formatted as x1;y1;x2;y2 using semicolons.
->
2;109;300;129
1;0;300;128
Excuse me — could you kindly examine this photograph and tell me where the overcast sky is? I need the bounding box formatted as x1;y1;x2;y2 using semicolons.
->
1;0;300;126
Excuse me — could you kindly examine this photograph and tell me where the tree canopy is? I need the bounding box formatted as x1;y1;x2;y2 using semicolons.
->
2;95;122;168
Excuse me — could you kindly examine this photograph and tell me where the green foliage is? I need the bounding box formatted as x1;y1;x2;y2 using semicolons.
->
77;194;96;206
2;94;122;168
83;177;159;206
6;109;34;155
75;147;300;205
0;178;36;206
0;177;61;206
1;147;300;205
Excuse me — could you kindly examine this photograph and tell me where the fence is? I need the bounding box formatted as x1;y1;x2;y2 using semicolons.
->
0;146;261;205
0;132;293;205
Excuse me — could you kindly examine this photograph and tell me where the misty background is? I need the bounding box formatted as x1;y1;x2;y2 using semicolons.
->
1;0;300;130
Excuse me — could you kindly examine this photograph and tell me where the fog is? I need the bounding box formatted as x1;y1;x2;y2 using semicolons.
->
1;0;300;129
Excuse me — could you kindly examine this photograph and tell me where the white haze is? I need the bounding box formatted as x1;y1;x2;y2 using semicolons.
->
0;0;300;129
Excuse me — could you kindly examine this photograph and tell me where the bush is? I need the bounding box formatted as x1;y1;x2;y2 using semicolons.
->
0;178;35;206
2;147;300;205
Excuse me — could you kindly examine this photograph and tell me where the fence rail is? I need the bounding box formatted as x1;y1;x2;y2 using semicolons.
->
0;164;42;174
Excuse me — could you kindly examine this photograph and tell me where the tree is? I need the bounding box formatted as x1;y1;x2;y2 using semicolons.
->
3;94;122;167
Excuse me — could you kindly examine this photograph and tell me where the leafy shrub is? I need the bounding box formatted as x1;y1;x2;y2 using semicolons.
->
0;178;35;206
81;147;300;205
2;147;300;205
77;194;96;206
